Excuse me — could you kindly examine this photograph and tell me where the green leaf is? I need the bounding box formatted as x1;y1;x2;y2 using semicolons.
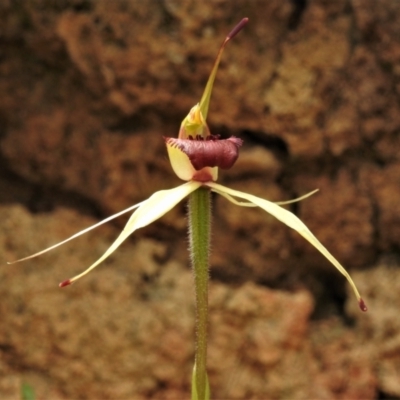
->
21;382;35;400
191;363;210;400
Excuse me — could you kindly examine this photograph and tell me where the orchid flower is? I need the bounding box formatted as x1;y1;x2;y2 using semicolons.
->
9;17;366;400
8;18;366;312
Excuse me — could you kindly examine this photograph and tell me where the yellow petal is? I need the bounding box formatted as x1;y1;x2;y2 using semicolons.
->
274;189;319;205
215;188;319;207
60;182;201;287
207;182;366;311
60;181;201;286
7;201;146;264
166;139;197;180
166;139;218;182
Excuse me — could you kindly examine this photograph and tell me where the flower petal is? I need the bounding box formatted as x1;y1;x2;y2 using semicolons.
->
7;201;146;264
274;189;319;205
207;182;366;311
165;138;218;182
216;188;320;208
61;181;200;286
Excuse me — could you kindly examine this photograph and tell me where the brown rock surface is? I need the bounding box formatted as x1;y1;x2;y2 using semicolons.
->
0;0;399;398
346;265;400;398
0;205;380;399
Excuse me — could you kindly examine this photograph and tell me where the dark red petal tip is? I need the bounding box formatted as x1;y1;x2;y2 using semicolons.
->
359;298;367;312
227;18;249;40
59;279;72;288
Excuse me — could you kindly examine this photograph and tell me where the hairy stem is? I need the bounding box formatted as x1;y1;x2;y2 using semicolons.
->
188;187;211;400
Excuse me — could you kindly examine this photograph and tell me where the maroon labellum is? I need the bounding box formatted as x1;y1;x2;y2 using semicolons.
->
166;136;243;170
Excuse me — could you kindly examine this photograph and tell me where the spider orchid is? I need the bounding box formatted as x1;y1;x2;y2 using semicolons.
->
8;18;366;313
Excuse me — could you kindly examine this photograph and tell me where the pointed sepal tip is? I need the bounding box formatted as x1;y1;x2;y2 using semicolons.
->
59;279;72;288
359;298;367;312
227;18;249;41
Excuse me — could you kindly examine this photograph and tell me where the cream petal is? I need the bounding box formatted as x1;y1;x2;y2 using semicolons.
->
59;181;201;286
165;139;218;182
215;188;320;208
166;140;197;181
215;190;256;207
275;189;319;205
7;201;146;264
207;182;366;310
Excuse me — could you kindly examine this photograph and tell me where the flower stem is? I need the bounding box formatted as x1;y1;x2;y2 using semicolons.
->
188;187;211;400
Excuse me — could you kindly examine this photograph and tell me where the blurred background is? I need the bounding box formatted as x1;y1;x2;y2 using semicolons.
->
0;0;399;398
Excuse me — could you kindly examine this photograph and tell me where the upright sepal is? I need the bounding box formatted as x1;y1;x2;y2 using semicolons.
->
167;19;248;183
178;18;249;141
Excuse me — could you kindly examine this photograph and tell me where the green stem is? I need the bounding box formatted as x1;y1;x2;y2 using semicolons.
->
188;187;211;400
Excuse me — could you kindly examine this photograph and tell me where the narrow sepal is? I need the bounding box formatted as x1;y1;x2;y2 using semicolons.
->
198;19;248;120
7;201;145;265
216;188;320;207
58;181;201;286
227;18;249;41
59;279;72;288
207;182;365;310
359;298;368;312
